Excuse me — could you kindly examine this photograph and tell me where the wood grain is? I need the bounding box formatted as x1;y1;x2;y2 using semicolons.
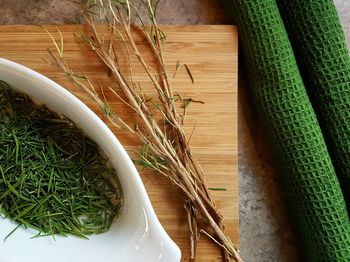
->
0;25;238;261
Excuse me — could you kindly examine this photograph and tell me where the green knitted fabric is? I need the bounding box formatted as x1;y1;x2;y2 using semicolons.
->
277;0;350;208
223;0;350;260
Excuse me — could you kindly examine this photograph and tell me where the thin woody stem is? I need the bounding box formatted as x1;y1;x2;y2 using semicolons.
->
185;202;198;262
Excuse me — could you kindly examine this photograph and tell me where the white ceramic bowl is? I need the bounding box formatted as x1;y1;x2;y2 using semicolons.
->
0;58;181;262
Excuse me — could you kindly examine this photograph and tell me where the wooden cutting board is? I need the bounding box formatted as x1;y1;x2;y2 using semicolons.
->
0;25;238;261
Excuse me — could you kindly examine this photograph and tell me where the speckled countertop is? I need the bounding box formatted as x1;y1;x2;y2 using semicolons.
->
1;1;349;261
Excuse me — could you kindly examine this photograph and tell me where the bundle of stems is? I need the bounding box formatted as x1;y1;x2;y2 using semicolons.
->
47;0;242;261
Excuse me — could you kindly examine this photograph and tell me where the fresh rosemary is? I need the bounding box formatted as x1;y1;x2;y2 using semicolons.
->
0;81;122;239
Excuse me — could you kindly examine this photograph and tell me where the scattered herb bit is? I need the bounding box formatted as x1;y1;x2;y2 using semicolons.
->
183;98;205;108
0;81;122;240
208;188;227;191
184;64;195;84
173;61;181;79
181;97;205;124
4;223;21;242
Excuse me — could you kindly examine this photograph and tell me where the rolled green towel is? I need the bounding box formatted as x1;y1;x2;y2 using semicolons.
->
223;0;350;260
277;0;350;208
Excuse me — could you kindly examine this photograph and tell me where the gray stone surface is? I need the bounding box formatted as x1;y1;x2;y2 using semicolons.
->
336;0;350;49
0;1;349;261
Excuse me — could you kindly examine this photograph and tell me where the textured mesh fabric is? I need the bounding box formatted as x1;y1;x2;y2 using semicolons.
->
277;0;350;209
222;0;350;260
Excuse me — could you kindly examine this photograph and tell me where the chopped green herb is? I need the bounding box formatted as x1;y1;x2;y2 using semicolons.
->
0;81;122;240
4;223;21;242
